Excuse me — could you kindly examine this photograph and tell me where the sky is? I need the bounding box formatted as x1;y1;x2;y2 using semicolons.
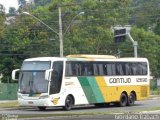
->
0;0;19;12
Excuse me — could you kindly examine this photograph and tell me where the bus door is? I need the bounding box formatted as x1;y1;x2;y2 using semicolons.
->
49;61;63;94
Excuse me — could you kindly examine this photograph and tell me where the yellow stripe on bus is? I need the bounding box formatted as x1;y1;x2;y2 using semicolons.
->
95;76;108;102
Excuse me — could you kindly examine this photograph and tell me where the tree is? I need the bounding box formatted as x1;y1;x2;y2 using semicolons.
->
130;0;160;34
9;7;16;15
34;0;51;6
0;4;5;13
154;20;160;35
0;4;5;39
18;0;26;6
1;0;160;82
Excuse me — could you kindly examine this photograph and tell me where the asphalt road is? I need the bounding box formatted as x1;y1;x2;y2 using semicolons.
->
0;97;160;120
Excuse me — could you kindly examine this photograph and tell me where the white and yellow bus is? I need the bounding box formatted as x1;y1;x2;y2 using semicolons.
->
12;55;150;110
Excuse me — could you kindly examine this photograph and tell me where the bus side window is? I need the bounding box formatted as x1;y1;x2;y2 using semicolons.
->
71;63;77;76
87;63;94;76
65;62;72;76
139;62;147;75
103;63;108;75
65;62;82;76
98;63;104;75
80;62;94;76
105;63;116;76
93;64;98;75
125;63;131;75
137;63;142;75
81;63;87;76
131;63;137;75
111;63;116;75
70;63;80;76
116;63;124;75
74;63;81;76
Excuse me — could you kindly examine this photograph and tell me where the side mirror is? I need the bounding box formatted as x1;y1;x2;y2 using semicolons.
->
12;69;20;81
45;69;53;81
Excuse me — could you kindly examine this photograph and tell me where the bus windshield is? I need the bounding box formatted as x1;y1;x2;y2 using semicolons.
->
19;61;51;94
21;61;51;70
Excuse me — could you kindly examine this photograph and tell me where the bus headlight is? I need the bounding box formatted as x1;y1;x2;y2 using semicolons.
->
39;95;49;99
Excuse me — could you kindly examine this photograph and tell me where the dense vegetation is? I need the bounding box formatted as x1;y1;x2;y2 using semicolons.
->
0;0;160;82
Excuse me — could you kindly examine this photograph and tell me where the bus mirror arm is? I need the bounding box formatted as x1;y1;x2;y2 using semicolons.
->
12;69;20;81
45;69;53;81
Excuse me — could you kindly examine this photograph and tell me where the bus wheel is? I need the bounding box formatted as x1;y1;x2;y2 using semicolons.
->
119;93;128;107
127;93;135;106
63;95;74;111
38;106;46;111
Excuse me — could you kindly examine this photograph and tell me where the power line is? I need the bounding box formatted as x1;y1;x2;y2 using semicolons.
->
6;13;160;25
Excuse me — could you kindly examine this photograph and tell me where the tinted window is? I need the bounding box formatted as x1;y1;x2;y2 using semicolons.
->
65;61;148;76
22;61;51;70
50;61;63;94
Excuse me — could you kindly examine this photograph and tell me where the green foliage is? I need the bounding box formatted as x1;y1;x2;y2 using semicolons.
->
9;7;16;15
34;0;52;6
1;0;160;82
18;0;26;6
130;0;160;34
0;10;5;38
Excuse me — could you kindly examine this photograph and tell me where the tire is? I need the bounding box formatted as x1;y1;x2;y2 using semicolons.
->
127;93;135;106
63;95;74;111
119;93;128;107
38;106;46;111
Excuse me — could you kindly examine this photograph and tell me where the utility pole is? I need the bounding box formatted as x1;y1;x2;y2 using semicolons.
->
127;33;138;58
58;7;63;57
23;5;84;58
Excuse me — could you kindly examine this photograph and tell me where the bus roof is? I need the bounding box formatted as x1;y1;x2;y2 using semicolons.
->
24;57;64;61
66;54;116;59
23;55;148;63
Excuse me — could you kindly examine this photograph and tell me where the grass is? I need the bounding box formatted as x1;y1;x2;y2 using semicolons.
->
17;112;116;119
0;101;19;108
151;90;160;95
146;107;160;111
136;107;160;113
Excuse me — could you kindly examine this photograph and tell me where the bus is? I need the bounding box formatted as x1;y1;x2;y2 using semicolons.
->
12;55;150;110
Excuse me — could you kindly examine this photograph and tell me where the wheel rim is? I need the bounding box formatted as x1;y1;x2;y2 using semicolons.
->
65;96;73;110
120;94;127;106
121;96;126;105
129;94;135;105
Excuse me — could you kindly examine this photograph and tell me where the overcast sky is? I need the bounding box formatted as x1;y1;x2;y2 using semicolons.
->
0;0;19;12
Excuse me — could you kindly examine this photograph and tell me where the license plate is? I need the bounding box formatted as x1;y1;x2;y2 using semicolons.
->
28;101;33;104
